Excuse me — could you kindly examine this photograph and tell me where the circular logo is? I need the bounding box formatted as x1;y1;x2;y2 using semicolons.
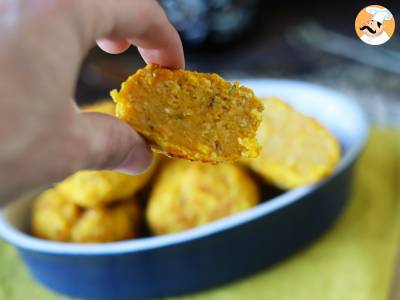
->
355;5;395;45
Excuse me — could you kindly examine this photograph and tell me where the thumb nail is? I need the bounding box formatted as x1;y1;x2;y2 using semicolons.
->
114;143;153;175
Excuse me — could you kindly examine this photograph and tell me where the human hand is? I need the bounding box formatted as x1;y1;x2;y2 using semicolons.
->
0;0;184;203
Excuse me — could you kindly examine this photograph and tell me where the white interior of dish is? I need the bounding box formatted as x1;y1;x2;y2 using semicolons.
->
0;79;369;255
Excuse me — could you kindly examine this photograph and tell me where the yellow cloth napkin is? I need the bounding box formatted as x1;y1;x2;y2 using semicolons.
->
0;129;399;300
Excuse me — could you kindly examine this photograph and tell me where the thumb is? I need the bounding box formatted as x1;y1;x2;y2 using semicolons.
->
78;112;153;175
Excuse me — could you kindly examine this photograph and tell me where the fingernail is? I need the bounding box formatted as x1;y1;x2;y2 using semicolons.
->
114;143;153;175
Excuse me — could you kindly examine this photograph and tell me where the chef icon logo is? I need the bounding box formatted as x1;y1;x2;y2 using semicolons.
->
355;5;395;45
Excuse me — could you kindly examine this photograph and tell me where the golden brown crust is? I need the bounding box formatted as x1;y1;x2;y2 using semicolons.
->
55;168;155;208
111;64;263;163
32;188;142;243
32;189;82;242
71;200;141;243
146;160;259;235
245;97;340;189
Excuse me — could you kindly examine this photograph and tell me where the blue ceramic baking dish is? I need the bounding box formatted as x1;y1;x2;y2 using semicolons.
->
0;79;369;300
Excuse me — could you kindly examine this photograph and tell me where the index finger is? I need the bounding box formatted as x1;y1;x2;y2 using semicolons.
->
76;0;184;69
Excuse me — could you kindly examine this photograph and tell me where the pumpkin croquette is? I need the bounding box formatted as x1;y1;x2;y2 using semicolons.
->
55;169;155;208
246;97;340;189
111;64;263;163
32;189;141;243
146;160;259;235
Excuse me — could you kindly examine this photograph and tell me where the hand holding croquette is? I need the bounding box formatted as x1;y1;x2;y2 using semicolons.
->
0;0;183;203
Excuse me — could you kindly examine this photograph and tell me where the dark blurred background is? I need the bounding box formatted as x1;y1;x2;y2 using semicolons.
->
76;0;400;126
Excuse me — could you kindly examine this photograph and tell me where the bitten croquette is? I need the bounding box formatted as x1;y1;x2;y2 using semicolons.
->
111;64;264;163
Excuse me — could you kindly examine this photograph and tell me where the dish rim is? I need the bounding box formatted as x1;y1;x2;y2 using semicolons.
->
0;78;369;256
